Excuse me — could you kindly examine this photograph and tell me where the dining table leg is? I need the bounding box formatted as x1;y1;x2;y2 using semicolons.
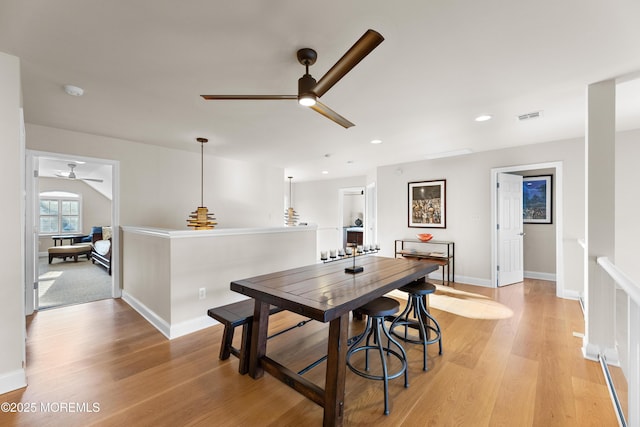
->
248;299;270;379
323;313;349;427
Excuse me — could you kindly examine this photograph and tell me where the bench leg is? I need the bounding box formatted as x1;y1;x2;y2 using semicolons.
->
219;324;234;360
49;254;53;264
238;322;253;375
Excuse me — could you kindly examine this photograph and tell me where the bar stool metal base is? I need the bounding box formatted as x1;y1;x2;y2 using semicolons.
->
389;281;443;371
347;297;408;415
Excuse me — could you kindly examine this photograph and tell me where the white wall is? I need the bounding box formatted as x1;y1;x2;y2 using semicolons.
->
520;168;556;277
121;231;172;321
342;192;364;227
376;137;586;291
0;52;26;394
122;226;317;338
26;124;284;230
292;176;367;255
615;129;640;284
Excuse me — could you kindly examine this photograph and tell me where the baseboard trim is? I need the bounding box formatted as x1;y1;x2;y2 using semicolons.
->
122;291;218;340
524;271;557;281
170;316;217;339
0;368;27;395
121;291;171;339
561;289;582;300
582;341;600;362
429;273;492;288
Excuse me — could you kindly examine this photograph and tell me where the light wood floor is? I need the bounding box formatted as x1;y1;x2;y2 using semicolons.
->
1;280;618;426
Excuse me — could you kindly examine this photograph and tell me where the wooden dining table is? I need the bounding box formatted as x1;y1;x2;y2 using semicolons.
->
230;255;438;427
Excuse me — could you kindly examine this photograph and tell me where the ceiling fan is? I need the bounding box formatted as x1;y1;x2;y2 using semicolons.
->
54;163;104;182
201;29;384;128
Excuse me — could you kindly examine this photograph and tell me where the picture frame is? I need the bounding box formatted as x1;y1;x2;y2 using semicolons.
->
523;175;552;224
408;179;446;228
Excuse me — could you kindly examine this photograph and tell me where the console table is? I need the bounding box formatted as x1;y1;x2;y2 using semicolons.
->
51;234;89;246
394;239;454;285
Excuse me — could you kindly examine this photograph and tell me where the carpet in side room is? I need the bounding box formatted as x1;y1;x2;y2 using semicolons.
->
38;256;111;310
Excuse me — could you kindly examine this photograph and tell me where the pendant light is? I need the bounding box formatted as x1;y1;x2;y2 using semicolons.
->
187;138;217;230
284;176;299;226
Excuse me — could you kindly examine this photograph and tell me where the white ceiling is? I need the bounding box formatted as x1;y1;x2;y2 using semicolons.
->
2;1;639;181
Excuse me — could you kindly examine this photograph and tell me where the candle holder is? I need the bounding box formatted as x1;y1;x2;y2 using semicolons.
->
345;242;364;274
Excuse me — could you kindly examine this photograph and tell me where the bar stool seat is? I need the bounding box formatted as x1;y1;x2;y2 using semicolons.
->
389;279;442;371
347;296;408;415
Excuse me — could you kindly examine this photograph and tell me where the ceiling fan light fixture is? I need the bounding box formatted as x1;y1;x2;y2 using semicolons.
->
298;94;316;106
298;73;317;106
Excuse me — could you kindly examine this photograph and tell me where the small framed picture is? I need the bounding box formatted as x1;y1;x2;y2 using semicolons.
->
408;180;446;228
523;175;552;224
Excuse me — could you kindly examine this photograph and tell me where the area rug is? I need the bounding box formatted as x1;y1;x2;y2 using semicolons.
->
38;256;112;310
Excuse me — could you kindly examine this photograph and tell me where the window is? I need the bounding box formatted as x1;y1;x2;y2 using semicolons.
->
39;191;82;234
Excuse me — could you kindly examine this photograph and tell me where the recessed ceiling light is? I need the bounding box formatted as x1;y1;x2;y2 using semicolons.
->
474;114;492;122
63;84;84;97
370;139;382;144
321;170;329;175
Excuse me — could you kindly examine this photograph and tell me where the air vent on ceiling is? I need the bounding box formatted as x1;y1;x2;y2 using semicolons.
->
517;110;543;121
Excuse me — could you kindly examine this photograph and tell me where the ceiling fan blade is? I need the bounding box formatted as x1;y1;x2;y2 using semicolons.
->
313;29;384;98
201;95;297;100
309;101;355;128
51;172;103;182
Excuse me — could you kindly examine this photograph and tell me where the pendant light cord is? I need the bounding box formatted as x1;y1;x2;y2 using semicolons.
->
200;141;204;207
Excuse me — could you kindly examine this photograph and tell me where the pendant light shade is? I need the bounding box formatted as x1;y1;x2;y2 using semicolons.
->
284;176;299;226
187;138;217;230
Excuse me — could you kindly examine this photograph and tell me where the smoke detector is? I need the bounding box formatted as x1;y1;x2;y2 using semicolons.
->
63;85;84;96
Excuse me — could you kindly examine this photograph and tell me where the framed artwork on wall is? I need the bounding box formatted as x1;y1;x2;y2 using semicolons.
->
523;175;552;224
408;179;446;228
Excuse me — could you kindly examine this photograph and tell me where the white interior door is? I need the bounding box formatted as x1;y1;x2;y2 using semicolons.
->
365;182;376;245
25;151;39;313
497;173;524;286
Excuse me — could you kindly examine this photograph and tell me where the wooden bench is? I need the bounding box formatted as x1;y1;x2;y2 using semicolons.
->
207;299;283;374
48;244;92;264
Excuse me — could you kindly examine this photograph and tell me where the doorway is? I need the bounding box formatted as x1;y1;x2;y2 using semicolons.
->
25;150;121;314
339;187;365;248
491;162;564;297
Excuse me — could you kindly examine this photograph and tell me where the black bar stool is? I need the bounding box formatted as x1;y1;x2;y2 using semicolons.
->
389;279;442;371
347;296;408;415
